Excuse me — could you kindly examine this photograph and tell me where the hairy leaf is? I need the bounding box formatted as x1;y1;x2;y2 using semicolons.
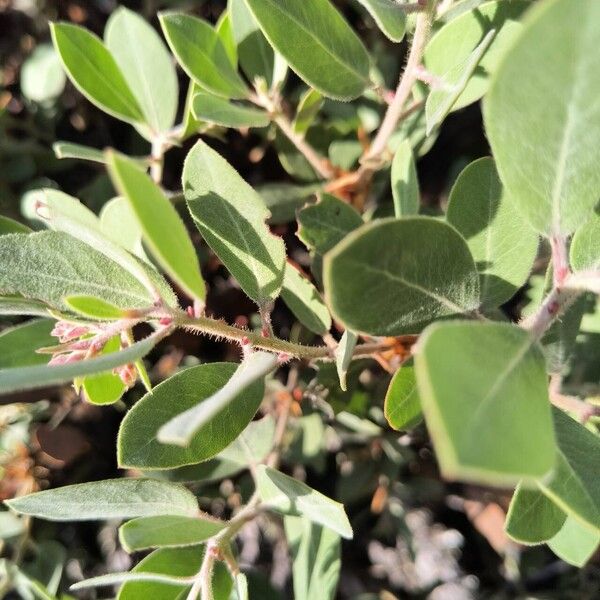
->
538;408;600;533
192;92;270;128
157;352;276;447
119;516;225;552
424;0;528;111
107;151;206;302
0;320;54;368
50;22;143;124
384;362;422;431
5;479;198;521
548;516;600;567
105;7;178;134
356;0;406;43
414;321;555;486
285;516;341;600
256;466;352;539
484;0;600;235
391;140;419;217
505;483;566;545
446;157;538;308
281;263;331;335
159;13;248;99
324;218;480;335
183;140;286;304
118;362;265;469
243;0;370;100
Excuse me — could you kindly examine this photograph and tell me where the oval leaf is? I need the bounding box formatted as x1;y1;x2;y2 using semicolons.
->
183;140;286;304
119;515;225;552
356;0;406;43
0;319;54;368
281;263;331;335
384;362;422;431
391;140;419;217
570;214;600;272
192;92;270;128
424;0;528;111
105;7;178;134
414;321;556;486
484;0;600;235
244;0;370;100
50;22;143;124
157;352;276;447
106;151;206;302
118;362;266;469
159;12;248;99
256;465;353;539
446;157;538;308
324;217;480;336
5;479;198;521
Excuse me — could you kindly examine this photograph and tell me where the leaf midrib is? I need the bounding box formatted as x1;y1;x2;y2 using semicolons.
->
251;0;367;84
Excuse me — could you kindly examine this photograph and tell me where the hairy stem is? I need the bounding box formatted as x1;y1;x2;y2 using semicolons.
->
273;114;335;180
172;311;395;360
364;0;437;164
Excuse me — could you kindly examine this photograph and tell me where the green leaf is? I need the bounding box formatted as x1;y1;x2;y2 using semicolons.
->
50;22;143;124
257;466;352;539
183;140;286;304
484;0;600;235
0;319;54;368
258;182;323;225
99;197;148;261
119;515;225;552
425;29;496;135
216;9;238;66
37;189;174;305
64;295;126;320
118;362;266;469
281;263;331;335
0;232;158;312
446;157;538;308
157;352;276;447
297;193;362;254
505;483;566;545
570;214;600;272
20;44;66;103
0;296;49;317
146;415;275;483
159;13;248;99
414;321;555;486
0;216;31;235
0;329;162;394
5;479;198;521
81;336;127;406
356;0;406;43
105;7;178;134
538;408;600;533
324;218;480;336
293;88;324;135
192;92;270;128
384;362;422;431
229;0;275;87
52;142;105;163
548;515;600;567
334;330;357;392
424;0;528;111
243;0;370;100
106;151;206;302
284;516;341;600
391;139;419;217
117;546;232;600
0;512;25;539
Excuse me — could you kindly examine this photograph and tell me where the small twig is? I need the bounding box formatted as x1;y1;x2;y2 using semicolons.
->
150;136;166;184
273;113;335;180
171;310;395;361
549;374;600;423
364;0;438;165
